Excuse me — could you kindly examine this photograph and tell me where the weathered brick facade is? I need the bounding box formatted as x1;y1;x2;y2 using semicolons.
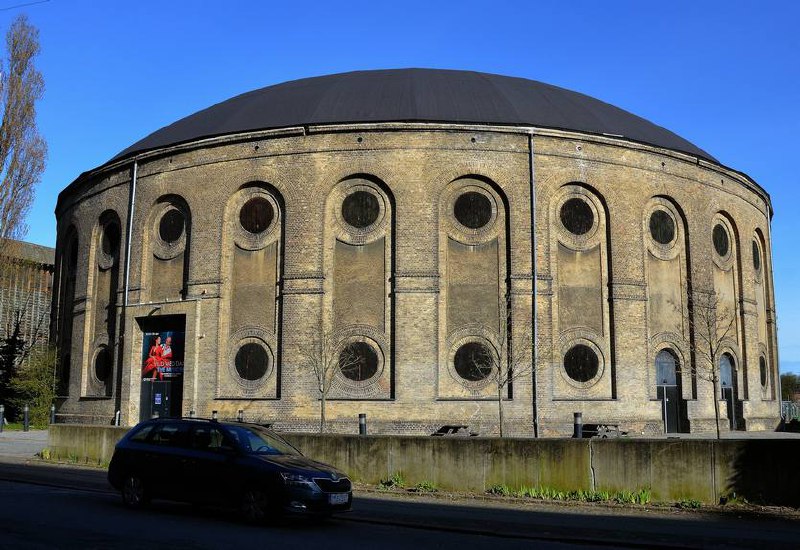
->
0;239;54;356
52;76;779;436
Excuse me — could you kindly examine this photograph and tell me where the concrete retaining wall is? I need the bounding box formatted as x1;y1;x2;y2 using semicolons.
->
48;426;800;506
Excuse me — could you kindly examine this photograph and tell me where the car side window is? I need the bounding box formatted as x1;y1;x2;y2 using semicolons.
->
129;424;154;442
150;423;186;447
190;426;228;451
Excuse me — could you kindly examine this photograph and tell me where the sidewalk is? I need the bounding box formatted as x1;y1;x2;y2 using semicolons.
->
0;429;48;460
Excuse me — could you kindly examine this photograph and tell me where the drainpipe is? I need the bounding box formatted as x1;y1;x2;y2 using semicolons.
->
115;159;138;424
528;130;539;438
124;159;138;309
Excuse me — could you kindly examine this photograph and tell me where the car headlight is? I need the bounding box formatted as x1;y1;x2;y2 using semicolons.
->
280;472;315;488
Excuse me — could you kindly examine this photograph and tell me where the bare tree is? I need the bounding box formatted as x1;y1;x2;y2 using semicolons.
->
675;290;737;439
464;293;542;438
0;15;47;255
298;329;359;433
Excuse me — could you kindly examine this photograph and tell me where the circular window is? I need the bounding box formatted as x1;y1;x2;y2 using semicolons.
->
759;356;767;387
563;344;599;383
101;223;120;257
454;192;492;229
712;224;729;257
649;210;675;245
239;197;274;234
235;343;269;381
341;191;380;228
159;209;185;244
752;240;761;271
339;341;379;381
94;347;111;382
560;198;594;235
454;341;493;381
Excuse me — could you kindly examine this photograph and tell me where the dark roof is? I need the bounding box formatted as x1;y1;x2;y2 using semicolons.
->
0;238;55;266
113;69;715;162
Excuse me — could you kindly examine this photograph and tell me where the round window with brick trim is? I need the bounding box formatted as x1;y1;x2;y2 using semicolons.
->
101;223;120;258
649;210;675;245
560;197;594;235
235;342;270;381
339;341;379;381
341;190;380;228
94;347;112;382
752;239;761;272
159;208;185;244
453;341;493;381
713;223;729;257
563;344;599;383
240;197;274;234
454;191;492;229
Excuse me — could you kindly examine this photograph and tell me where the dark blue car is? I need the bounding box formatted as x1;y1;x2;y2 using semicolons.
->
108;418;352;522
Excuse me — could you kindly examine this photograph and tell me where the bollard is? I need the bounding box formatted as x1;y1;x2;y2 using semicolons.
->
237;409;244;423
50;404;56;425
573;412;583;438
212;410;218;421
0;404;4;433
23;405;30;432
152;410;160;419
358;413;367;435
189;409;196;418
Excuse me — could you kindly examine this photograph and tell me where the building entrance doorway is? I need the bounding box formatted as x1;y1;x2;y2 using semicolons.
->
719;353;743;431
655;349;686;433
137;315;186;421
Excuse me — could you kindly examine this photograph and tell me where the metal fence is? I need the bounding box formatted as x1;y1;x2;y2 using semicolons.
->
781;401;800;421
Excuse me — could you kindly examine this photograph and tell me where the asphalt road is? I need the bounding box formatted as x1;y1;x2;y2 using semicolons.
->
0;461;797;549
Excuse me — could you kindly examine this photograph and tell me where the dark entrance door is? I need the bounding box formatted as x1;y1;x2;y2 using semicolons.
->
657;385;681;433
137;315;186;421
140;380;172;420
655;349;684;434
719;353;742;431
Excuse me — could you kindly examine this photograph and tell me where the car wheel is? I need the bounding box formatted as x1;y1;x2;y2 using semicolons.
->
241;488;270;524
121;474;148;509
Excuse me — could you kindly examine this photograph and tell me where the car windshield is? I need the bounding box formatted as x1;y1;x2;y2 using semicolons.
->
225;425;301;456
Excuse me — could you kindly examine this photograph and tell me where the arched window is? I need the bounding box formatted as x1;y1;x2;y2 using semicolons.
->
719;353;735;393
655;349;678;386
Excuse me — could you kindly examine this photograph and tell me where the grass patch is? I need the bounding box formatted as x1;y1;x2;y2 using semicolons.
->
486;485;653;505
414;480;438;493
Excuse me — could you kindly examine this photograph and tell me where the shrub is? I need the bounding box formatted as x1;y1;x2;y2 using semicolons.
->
379;472;406;490
486;484;511;496
676;498;702;509
9;347;57;428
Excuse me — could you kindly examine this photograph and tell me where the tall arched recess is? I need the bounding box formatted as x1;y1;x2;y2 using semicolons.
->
145;194;191;302
218;183;284;399
88;210;121;397
710;212;745;430
644;196;690;433
550;183;614;400
323;175;395;400
56;226;79;397
437;176;510;399
752;229;776;400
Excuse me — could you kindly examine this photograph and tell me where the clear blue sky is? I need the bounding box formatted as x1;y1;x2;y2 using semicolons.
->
5;1;799;372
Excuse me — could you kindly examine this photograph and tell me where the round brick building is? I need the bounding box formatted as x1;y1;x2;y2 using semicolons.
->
53;69;779;435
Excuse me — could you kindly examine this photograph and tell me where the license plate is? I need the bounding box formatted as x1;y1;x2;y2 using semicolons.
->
329;493;349;505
